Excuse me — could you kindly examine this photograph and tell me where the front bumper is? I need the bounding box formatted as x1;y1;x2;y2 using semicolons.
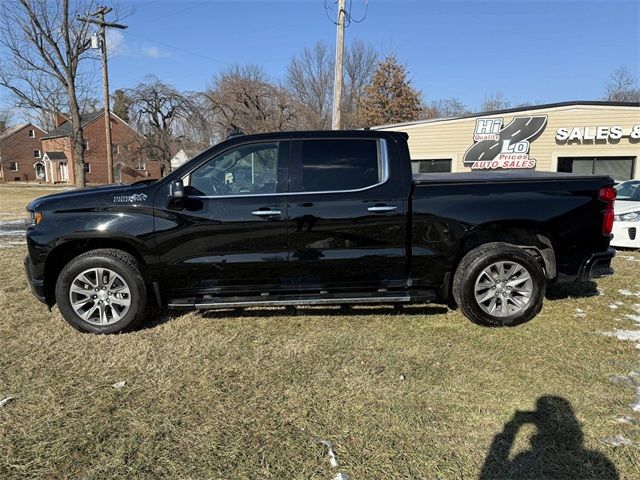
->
611;221;640;249
577;248;616;281
24;255;47;304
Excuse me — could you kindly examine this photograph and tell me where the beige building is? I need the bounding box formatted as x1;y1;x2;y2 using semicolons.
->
374;101;640;182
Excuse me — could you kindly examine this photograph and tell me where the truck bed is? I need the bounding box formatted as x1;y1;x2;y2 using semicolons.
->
413;171;611;185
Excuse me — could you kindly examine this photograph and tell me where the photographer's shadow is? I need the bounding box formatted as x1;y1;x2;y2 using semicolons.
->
479;396;618;480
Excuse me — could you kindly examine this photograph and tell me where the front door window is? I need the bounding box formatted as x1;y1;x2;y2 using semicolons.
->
186;142;280;196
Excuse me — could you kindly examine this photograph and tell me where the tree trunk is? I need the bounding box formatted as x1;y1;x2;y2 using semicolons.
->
67;82;86;187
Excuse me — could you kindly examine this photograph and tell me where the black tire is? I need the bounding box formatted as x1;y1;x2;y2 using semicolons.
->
452;242;546;327
55;249;149;334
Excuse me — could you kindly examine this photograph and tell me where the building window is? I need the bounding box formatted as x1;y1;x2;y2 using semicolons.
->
9;162;18;171
28;129;35;138
113;144;120;155
411;159;453;174
84;163;91;174
85;141;90;151
33;149;41;158
135;160;146;171
558;156;636;183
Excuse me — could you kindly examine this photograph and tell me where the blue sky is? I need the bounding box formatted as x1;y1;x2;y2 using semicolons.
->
3;0;640;111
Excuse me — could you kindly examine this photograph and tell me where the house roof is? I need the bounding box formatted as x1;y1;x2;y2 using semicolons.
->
0;124;31;141
372;100;640;130
171;148;202;160
43;151;68;162
41;111;105;140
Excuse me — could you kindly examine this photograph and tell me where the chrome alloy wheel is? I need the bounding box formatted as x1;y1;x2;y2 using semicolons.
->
474;261;533;317
68;268;131;325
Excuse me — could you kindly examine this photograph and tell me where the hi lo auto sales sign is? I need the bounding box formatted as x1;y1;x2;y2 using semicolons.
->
463;116;548;170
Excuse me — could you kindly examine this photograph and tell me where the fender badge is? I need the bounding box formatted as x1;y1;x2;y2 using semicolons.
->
113;193;148;203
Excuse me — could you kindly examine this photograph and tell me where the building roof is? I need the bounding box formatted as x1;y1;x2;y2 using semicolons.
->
41;111;105;140
0;124;30;141
372;100;640;130
43;151;68;162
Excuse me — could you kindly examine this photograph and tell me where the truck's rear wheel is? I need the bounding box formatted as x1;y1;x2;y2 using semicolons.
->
55;249;149;334
453;243;545;326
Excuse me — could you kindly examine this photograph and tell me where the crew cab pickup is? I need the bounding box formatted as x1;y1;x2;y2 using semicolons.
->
24;131;616;333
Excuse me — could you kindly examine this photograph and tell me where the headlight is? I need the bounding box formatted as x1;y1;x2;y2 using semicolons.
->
614;210;640;222
26;210;43;227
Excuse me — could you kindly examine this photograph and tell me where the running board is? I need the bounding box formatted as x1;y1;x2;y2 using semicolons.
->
168;292;434;309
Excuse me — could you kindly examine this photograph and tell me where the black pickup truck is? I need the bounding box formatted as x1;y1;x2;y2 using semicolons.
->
24;130;616;333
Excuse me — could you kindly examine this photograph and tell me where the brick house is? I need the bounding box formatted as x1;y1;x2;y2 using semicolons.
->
40;111;159;185
0;123;47;182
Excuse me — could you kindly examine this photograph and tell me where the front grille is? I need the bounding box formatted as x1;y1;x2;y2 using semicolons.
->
629;228;637;240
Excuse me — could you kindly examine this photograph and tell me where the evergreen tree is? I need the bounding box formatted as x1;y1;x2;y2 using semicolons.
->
356;55;423;127
112;89;132;122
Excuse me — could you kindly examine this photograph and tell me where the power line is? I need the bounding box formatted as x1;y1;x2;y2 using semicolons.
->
123;31;230;65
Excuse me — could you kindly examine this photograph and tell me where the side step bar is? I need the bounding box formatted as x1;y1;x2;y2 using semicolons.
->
168;292;434;309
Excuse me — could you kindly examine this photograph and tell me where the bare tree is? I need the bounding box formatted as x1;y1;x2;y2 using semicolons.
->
605;67;640;102
286;42;334;129
286;40;378;129
342;40;379;128
0;110;14;132
128;75;203;176
205;64;299;139
481;93;511;112
427;97;472;119
0;0;99;187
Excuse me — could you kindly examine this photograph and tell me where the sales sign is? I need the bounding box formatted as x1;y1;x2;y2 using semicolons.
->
463;115;548;170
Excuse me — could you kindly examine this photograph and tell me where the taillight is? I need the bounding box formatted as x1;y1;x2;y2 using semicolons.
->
599;186;616;236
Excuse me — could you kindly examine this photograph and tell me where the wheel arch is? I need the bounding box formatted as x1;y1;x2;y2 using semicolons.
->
442;222;556;303
43;237;149;307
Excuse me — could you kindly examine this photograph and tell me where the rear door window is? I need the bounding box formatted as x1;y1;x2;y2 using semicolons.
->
295;139;382;192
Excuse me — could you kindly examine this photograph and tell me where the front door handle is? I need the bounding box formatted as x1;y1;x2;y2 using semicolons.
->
367;205;398;212
252;209;282;216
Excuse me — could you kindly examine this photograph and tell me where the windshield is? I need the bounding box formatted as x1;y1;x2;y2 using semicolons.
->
615;180;640;201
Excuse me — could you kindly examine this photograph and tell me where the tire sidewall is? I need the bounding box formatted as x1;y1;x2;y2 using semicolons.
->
460;247;545;327
55;253;146;334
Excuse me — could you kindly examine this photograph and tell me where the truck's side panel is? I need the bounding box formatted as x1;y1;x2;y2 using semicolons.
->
410;177;613;288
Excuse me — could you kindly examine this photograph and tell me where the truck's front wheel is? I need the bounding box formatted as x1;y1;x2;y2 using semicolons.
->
55;249;149;334
453;243;545;326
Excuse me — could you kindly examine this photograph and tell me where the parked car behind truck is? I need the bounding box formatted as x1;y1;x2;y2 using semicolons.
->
24;130;616;333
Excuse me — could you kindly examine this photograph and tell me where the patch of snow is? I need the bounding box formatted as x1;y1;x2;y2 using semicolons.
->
618;289;640;297
615;416;635;424
602;435;633;446
319;439;339;467
112;381;126;389
624;315;640;324
600;330;640;342
609;304;620;309
631;387;640;413
608;375;639;387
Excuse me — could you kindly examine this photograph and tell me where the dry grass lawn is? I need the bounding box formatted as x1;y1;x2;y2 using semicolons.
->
0;183;71;220
0;185;639;479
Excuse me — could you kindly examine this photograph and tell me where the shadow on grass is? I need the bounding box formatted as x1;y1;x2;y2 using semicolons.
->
141;304;449;329
200;304;449;320
480;396;619;480
545;281;599;300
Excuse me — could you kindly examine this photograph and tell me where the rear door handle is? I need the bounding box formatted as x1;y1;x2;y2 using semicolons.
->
368;205;398;212
252;209;282;216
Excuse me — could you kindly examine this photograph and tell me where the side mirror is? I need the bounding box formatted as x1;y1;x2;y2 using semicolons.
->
170;180;185;199
168;180;185;210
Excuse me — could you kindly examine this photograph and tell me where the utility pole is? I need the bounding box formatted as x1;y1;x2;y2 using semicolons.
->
79;7;127;184
331;0;346;130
